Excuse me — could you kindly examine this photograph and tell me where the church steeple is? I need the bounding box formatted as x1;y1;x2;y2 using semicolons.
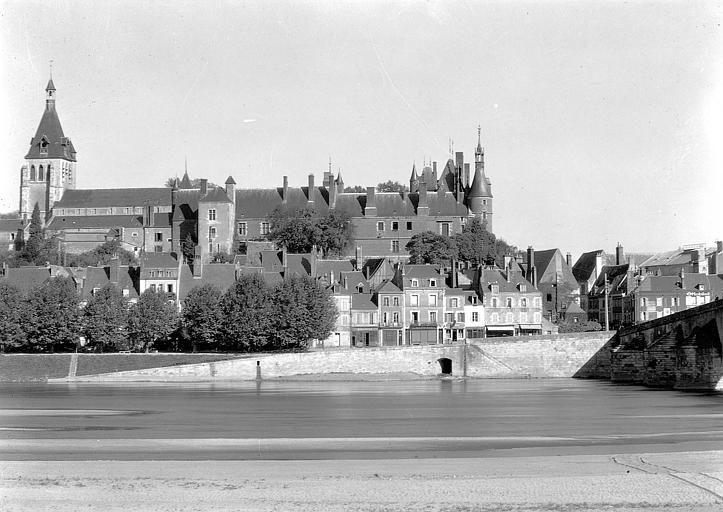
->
45;77;56;108
467;125;493;231
409;163;419;193
475;124;484;168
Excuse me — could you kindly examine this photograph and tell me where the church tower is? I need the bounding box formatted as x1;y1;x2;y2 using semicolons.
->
466;126;493;231
19;76;77;222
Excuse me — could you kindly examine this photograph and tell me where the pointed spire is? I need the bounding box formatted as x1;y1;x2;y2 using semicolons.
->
410;163;418;181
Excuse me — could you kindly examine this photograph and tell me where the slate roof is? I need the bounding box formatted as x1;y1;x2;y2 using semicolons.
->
140;252;178;269
478;268;539;293
632;273;713;293
47;215;143;230
178;263;237;301
639;249;700;268
285;254;313;277
590;264;629;295
80;266;140;300
0;266;53;293
234;187;468;218
316;259;354;280
199;186;232;203
0;219;28;233
468;166;492;198
340;271;369;292
55;188;171;208
25;98;76;161
377;279;402;294
351;293;377;310
572;250;605;283
564;301;586;315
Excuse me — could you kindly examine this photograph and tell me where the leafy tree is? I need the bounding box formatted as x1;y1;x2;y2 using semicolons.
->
0;283;26;352
181;284;223;352
83;283;129;352
406;231;457;265
558;320;602;333
343;185;366;193
26;276;80;352
128;289;179;352
220;274;272;352
165;177;218;188
66;239;135;267
210;251;235;263
270;275;337;350
267;207;352;256
453;218;497;265
377;180;409;193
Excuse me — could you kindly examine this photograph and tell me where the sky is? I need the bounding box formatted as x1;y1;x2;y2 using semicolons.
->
1;0;721;260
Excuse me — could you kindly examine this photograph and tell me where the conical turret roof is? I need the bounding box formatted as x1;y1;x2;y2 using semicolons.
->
468;166;492;198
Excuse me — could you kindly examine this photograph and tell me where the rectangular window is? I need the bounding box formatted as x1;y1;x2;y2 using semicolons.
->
656;297;663;307
393;297;399;306
167;284;173;293
155;232;163;242
260;222;270;235
238;222;247;236
208;209;216;221
88;208;96;215
383;312;388;324
440;222;450;237
391;240;399;253
410;294;419;307
393;312;399;323
472;312;479;322
150;284;156;292
406;221;412;230
429;311;437;323
122;289;129;297
383;297;389;306
450;298;458;308
429;279;436;287
411;311;419;323
392;221;399;231
457;312;464;322
208;227;217;239
377;221;385;231
446;313;454;322
429;294;437;306
546;293;552;302
411;279;418;287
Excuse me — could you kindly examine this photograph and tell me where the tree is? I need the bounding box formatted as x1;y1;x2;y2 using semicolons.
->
406;231;457;265
267;207;352;256
18;203;43;265
343;185;366;193
453;218;497;265
220;274;272;352
26;276;80;352
181;233;196;264
83;283;129;352
270;275;337;350
66;239;136;267
210;251;235;263
376;180;409;193
128;289;179;352
0;283;27;352
165;177;217;189
181;284;223;352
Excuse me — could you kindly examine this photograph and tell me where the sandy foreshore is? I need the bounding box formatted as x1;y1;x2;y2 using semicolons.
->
2;450;722;511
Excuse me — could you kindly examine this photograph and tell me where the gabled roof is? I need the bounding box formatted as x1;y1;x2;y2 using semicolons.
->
639;249;701;268
377;279;402;293
478;268;539;294
47;215;143;230
632;273;713;294
590;264;629;295
351;293;377;310
316;259;354;280
0;266;53;294
285;254;313;277
80;266;139;299
572;250;605;283
55;188;171;208
179;171;193;189
564;301;586;315
178;263;237;300
199;186;232;203
340;271;369;292
404;264;443;279
140;252;178;269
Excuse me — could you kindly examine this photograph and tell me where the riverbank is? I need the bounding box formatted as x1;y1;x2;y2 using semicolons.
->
2;450;721;511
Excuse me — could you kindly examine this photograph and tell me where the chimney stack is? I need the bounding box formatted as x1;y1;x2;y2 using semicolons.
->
225;176;236;204
463;163;470;189
365;187;377;217
282;176;288;204
329;176;337;209
616;243;624;266
355;245;362;271
200;179;208;196
527;246;537;287
417;182;429;216
566;252;572;267
307;174;315;204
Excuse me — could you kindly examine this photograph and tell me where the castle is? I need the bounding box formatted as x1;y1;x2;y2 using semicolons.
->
17;78;494;263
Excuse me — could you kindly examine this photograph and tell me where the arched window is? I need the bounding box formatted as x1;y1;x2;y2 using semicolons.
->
30;165;36;181
38;165;44;181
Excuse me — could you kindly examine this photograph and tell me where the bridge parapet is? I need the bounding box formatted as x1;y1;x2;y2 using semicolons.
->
611;299;723;390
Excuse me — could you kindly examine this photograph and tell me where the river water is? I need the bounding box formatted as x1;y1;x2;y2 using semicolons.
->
1;379;722;460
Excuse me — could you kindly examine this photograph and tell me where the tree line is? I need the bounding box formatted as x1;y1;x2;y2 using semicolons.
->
0;274;337;353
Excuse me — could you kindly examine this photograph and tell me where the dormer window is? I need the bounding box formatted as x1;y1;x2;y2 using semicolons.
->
40;138;48;156
491;284;499;294
411;279;419;287
697;284;705;291
429;279;437;287
518;283;526;292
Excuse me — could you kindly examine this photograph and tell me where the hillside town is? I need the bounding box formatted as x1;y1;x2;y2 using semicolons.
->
1;78;722;352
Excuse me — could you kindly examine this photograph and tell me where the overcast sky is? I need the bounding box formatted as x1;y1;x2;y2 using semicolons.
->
1;0;721;259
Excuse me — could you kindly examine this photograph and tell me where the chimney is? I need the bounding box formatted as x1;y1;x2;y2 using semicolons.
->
616;243;624;266
329;175;337;209
504;255;513;270
365;187;377;217
595;252;603;280
282;176;288;204
148;205;154;228
355;245;362;270
432;161;437;175
225;176;236;204
109;257;120;284
679;267;685;289
200;179;208;196
566;252;572;267
142;206;148;227
417;182;429;216
463;163;470;189
307;174;315;204
451;257;458;288
329;270;335;285
527;246;537;287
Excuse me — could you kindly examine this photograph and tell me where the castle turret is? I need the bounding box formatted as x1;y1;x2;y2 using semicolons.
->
409;163;419;193
20;75;77;222
466;125;493;231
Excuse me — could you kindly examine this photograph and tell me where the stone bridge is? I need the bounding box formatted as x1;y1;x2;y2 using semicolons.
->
607;299;723;390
